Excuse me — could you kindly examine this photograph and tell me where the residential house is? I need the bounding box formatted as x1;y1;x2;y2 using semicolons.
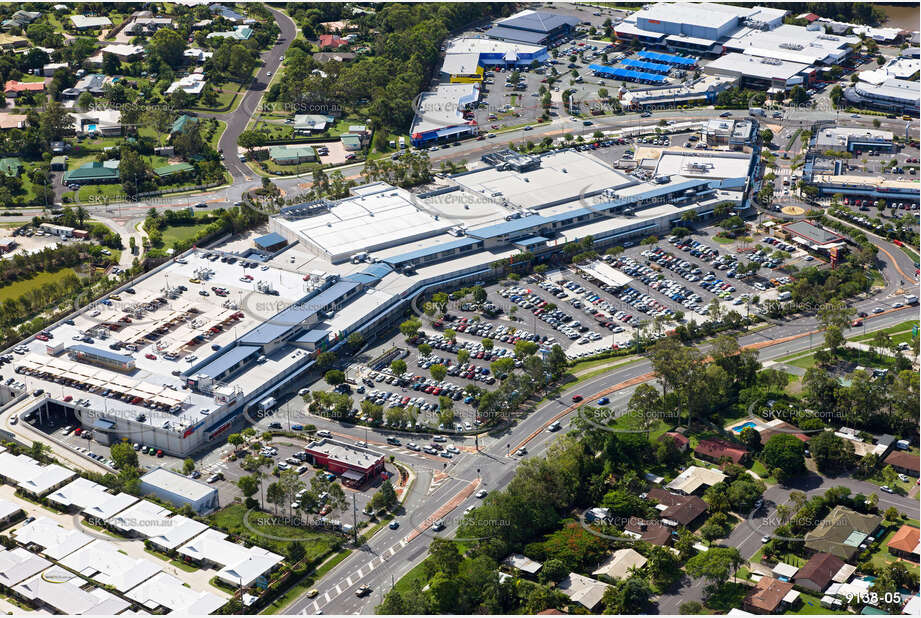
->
885;451;920;477
184;48;214;64
70;109;122;137
4;80;45;97
51;154;70;170
0;113;26;130
341;133;364;151
41;63;68;77
694;438;750;465
166;73;206;96
210;4;245;22
502;553;542;577
294;114;335;134
794;552;845;593
591;548;647;580
2;10;40;31
88;43;145;66
314;52;356;63
646;488;709;528
154;163;195;179
887;525;920;561
624;517;673;546
60;73;107;99
124;16;173;35
661;431;689;452
70;15;112;30
0;34;28;50
804;506;882;561
207;25;253;41
63;161;120;186
319;34;349;49
0;499;23;530
557;573;611;611
664;466;726;495
743;576;799;614
177;528;282;588
270;145;316;165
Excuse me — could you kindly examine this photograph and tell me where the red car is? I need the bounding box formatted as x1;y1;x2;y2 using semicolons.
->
63;395;73;402
572;395;583;402
35;334;48;341
145;353;157;360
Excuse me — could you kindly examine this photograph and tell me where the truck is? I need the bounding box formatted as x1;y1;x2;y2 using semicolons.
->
399;136;406;149
257;396;276;413
904;294;919;305
777;291;792;301
749;107;765;117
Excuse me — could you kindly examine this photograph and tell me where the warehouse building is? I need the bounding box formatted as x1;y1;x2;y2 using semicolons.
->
303;438;386;486
813;127;894;154
485;10;579;46
139;467;219;514
844;79;921;115
703;52;813;93
445;38;548;70
409;83;480;147
722;24;858;65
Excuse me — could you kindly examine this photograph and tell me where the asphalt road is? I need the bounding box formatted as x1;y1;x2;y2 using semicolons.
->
282;297;917;615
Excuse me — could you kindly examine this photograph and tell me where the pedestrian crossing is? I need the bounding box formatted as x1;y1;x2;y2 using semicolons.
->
308;538;409;614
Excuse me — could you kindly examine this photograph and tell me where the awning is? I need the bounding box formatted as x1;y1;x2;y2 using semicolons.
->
93;418;116;431
341;470;364;481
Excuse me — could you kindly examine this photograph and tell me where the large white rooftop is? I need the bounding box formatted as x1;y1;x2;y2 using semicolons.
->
705;52;809;81
655;151;753;180
59;539;162;592
140;467;216;502
725;24;859;65
127;571;227;614
12;517;93;560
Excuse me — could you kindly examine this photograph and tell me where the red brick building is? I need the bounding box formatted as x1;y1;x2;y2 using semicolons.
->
303;438;385;486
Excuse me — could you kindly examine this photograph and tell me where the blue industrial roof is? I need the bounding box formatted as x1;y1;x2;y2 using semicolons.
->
254;232;287;249
620;58;671;74
343;262;393;284
588;64;666;83
238;280;360;346
383;237;479;266
638;50;697;66
195;345;261;379
68;344;134;365
467;215;551;240
296;328;329;344
514;236;549;247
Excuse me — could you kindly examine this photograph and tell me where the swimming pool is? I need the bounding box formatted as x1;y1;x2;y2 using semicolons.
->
732;421;757;433
87;124;98;133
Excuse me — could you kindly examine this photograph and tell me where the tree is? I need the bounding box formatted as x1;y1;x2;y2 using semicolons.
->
790;85;809;106
316;351;335;369
182;458;195;475
762;434;806;478
425;538;462;578
739;426;762;452
110;442;138;469
390;359;407;377
481;338;494;351
237;474;260;506
685;547;743;589
149;28;186;68
399;318;421;339
287;540;305;563
514;340;538;357
430;363;447;381
759;128;774;144
77;90;95;112
824;325;845;354
324;370;345;386
539;559;568;584
472;286;487;304
680;601;703;614
347;332;364;349
227;433;244;449
810;431;855;475
457;349;470;365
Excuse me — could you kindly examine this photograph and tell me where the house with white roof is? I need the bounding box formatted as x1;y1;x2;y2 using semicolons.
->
0;498;23;529
12;517;93;560
0;547;51;588
60;539;162;592
70;15;112;30
46;477;111;511
127;571;227;614
178;528;283;587
146;514;208;552
82;492;138;522
165;73;206;96
13;567;129;615
0;452;76;497
557;572;612;611
106;499;172;537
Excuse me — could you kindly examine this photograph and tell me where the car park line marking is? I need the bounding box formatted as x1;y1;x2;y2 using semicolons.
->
335;583;342;594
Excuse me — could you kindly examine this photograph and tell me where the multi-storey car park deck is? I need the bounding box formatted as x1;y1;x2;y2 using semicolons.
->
1;149;755;457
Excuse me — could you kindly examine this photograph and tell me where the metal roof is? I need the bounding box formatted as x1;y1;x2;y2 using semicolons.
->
68;344;134;365
637;50;697;66
383;237;479;266
238;280;360;345
514;236;549;247
484;25;549;45
195;345;261;379
589;64;666;83
467;215;551;240
254;232;287;249
295;329;329;344
620;58;671;74
496;10;579;34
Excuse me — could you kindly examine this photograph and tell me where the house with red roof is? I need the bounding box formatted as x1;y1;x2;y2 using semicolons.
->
884;451;919;477
4;80;45;97
662;432;688;452
694;438;749;465
887;525;920;561
318;34;348;49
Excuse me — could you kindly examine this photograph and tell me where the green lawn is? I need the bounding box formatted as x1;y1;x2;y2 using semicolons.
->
261;550;353;615
159;218;216;248
851;320;919;342
898;243;919;263
0;268;79;304
789;592;847;615
209;504;339;559
76;183;127;204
